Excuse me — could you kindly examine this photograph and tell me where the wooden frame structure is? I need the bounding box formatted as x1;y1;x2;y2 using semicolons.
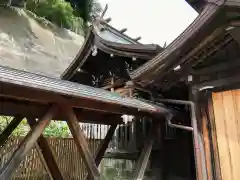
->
126;1;240;179
0;65;171;179
1;0;240;179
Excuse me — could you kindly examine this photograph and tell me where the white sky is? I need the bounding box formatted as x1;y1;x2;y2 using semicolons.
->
99;0;198;46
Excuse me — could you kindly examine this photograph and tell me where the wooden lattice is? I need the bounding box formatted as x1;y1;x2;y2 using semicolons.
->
0;137;102;180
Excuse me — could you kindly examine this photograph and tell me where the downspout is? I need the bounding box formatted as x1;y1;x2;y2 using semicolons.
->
155;98;207;180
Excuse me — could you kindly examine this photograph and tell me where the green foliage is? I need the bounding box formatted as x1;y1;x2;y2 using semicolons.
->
0;116;71;137
43;121;71;138
0;0;102;33
25;0;85;33
0;116;30;136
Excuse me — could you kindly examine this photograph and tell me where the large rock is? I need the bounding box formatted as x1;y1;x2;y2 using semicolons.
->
0;7;84;78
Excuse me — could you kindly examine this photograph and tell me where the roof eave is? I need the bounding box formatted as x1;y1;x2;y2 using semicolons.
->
61;27;163;81
61;27;95;80
130;1;239;87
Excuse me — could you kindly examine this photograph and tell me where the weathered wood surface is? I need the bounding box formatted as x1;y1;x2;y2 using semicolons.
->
86;124;117;180
212;90;240;180
34;143;54;180
0;116;22;147
201;105;213;180
0;106;57;180
65;106;101;180
94;124;117;166
207;97;222;180
27;118;64;180
132;122;158;180
0;99;122;124
0;65;170;117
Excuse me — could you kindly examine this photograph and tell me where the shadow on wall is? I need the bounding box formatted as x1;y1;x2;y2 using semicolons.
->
0;7;84;78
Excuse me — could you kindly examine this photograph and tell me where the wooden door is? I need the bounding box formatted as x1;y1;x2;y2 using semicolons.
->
212;90;240;180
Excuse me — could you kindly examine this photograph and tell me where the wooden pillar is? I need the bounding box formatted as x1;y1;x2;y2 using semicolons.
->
132;122;158;180
201;104;213;180
64;106;101;180
0;116;23;147
0;106;58;180
191;88;207;180
206;96;222;180
27;118;64;180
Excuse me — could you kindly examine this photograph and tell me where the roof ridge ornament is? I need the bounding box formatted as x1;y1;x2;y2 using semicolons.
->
100;4;108;20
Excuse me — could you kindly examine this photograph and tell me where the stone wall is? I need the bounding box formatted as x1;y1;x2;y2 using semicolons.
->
0;7;84;78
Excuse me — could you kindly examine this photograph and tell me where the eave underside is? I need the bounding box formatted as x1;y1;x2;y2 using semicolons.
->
61;27;162;82
0;66;171;124
130;1;240;91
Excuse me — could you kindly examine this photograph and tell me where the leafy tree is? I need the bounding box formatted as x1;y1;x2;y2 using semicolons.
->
1;0;102;34
25;0;85;33
65;0;102;22
0;116;71;137
43;121;71;138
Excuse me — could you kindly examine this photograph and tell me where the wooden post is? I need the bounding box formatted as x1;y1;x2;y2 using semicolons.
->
191;89;207;180
206;96;222;180
27;118;64;180
0;106;58;180
64;106;101;180
132;122;158;180
0;116;23;147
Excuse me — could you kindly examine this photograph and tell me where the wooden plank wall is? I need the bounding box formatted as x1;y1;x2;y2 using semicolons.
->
212;89;240;180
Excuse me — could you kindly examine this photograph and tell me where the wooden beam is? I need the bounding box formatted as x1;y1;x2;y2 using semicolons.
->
103;151;139;160
192;59;240;76
0;106;58;180
34;143;54;180
64;106;101;180
0;99;123;125
194;74;240;90
0;116;22;147
95;124;117;166
85;124;117;180
27;118;64;180
0;83;150;116
132;122;158;180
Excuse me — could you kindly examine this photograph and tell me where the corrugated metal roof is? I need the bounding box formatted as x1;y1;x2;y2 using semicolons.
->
0;65;169;114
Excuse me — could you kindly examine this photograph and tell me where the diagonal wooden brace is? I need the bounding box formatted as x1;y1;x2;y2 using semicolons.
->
132;122;158;180
64;106;101;180
34;143;54;180
0;116;23;147
86;124;117;180
27;118;64;180
0;106;58;180
95;124;117;166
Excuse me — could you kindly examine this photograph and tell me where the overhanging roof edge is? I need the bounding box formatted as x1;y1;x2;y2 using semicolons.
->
130;2;224;85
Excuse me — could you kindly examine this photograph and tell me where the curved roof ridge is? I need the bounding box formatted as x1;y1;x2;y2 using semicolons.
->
130;2;222;84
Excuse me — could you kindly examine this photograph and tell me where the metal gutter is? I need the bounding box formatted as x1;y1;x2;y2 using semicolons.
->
156;98;207;180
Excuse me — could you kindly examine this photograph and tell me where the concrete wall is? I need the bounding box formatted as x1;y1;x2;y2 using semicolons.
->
0;7;84;78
